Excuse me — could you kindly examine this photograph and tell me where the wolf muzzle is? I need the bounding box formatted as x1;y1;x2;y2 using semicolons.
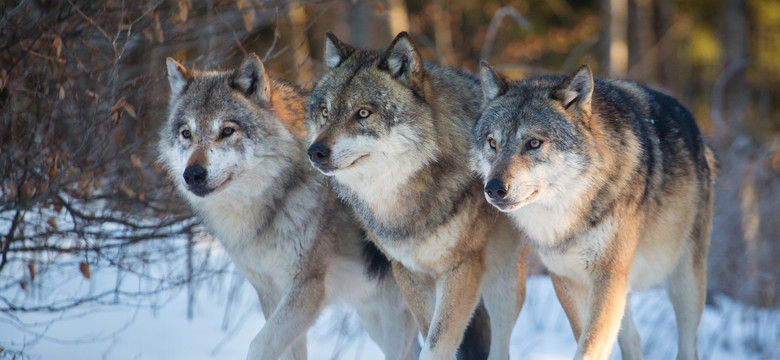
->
183;164;212;197
307;143;335;173
484;178;509;201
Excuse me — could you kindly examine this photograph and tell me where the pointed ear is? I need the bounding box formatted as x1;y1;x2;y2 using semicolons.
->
480;61;511;102
324;31;355;69
555;64;593;115
166;58;192;99
231;53;271;103
379;32;425;95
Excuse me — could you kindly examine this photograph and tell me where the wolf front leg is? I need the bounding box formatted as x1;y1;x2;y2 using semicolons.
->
247;274;326;360
482;240;529;360
392;261;436;338
421;257;486;360
574;231;636;360
356;277;422;360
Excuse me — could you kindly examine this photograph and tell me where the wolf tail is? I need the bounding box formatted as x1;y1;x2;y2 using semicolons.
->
456;300;491;360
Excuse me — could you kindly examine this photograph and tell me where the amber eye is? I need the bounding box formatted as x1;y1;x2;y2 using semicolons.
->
357;108;371;119
181;129;191;139
221;127;235;138
527;139;542;150
487;136;497;150
321;107;329;118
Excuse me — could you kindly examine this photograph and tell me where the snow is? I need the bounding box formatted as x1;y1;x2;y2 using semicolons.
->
2;235;779;359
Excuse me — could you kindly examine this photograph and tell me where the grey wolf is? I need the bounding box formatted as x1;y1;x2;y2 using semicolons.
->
305;32;529;360
473;62;717;360
158;53;420;360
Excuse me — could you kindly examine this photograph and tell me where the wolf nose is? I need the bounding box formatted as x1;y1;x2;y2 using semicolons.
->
183;165;207;186
307;143;331;163
484;179;509;200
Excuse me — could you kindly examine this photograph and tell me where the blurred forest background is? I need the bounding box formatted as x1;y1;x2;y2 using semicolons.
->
1;0;779;356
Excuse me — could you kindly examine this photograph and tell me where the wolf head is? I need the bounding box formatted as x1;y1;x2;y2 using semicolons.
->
305;32;437;181
159;54;304;203
472;62;595;212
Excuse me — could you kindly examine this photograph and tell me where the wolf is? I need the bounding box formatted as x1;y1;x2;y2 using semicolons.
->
473;62;718;360
305;32;530;360
158;53;421;360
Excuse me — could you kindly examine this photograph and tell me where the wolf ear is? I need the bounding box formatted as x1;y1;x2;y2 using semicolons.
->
166;58;192;99
324;31;355;69
556;64;593;115
379;32;425;95
480;61;511;102
231;53;271;103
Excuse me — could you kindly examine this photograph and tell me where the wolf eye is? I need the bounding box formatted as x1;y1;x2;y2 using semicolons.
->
321;107;329;118
181;129;191;139
357;108;371;119
487;136;497;151
526;139;543;150
221;127;235;138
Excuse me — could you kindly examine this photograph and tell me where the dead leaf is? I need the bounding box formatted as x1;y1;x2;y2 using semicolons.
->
0;69;7;91
138;192;145;201
236;0;244;9
79;262;91;279
19;280;27;291
123;103;136;119
21;183;35;199
58;85;65;100
48;163;57;178
119;184;136;197
53;36;63;57
47;217;58;231
177;0;190;22
130;154;142;169
28;261;35;282
242;10;255;32
152;11;164;43
111;97;126;126
376;3;385;14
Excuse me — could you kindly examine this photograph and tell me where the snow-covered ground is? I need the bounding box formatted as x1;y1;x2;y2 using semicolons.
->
3;266;780;360
1;213;778;360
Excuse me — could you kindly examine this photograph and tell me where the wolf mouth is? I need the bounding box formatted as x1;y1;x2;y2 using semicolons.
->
489;189;540;212
346;154;369;168
187;174;233;197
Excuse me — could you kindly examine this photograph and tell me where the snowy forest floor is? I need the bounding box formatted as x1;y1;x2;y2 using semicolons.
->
2;238;780;360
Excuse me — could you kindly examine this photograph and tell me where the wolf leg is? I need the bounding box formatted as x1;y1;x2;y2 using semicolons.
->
575;270;630;360
257;290;306;360
482;242;528;360
420;257;485;360
357;279;421;360
392;261;436;337
617;294;643;360
550;274;587;341
665;246;706;360
247;275;326;360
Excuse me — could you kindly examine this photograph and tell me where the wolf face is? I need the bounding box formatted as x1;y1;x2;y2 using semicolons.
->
472;63;595;212
159;54;298;203
305;32;438;192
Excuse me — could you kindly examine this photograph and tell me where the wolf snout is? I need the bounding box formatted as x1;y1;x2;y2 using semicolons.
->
307;143;331;164
183;165;208;187
484;179;509;201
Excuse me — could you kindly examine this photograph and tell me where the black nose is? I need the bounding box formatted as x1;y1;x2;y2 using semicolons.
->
183;165;207;186
307;143;331;164
484;179;508;201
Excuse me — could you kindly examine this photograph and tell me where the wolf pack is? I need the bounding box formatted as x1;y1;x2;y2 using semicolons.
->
159;31;717;360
